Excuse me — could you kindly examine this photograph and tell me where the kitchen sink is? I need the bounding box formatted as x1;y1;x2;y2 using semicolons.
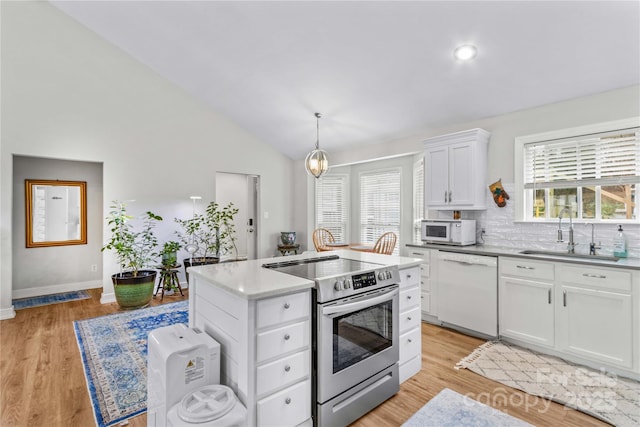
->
519;250;619;262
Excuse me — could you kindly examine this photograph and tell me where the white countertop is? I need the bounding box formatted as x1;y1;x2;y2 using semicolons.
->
406;243;640;270
187;250;423;299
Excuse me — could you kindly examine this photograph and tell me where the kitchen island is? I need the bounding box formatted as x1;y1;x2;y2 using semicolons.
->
187;250;422;427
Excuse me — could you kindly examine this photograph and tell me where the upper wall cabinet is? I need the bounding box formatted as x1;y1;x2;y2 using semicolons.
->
424;128;490;210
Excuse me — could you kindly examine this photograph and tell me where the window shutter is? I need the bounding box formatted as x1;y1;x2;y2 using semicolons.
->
360;169;401;253
524;127;640;189
315;174;348;243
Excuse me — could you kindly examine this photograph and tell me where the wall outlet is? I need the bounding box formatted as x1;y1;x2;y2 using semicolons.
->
90;264;98;272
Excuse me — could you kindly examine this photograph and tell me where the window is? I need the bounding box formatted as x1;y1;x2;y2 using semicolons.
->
413;157;424;241
315;174;348;243
360;168;401;254
516;118;640;222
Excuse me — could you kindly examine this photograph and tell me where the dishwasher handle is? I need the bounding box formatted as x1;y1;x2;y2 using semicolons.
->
439;257;496;267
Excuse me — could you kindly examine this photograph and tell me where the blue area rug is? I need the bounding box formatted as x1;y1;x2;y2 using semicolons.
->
13;290;91;310
73;301;188;427
402;388;533;427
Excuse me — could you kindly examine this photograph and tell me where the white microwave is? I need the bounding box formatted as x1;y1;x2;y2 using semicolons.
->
421;219;476;246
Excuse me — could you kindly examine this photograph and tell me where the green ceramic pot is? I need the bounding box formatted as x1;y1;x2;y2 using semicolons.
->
111;270;157;309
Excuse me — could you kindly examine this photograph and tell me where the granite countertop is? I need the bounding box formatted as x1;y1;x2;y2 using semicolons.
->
406;242;640;270
187;249;423;299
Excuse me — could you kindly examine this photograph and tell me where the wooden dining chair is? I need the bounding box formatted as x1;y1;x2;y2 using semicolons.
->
312;228;335;251
372;232;397;255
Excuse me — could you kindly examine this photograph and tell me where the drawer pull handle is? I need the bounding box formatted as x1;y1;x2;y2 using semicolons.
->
407;316;412;321
516;265;535;270
284;334;290;341
284;365;291;372
548;289;551;304
407;295;412;300
408;338;413;343
563;290;567;307
285;397;292;405
284;302;291;309
407;274;411;278
582;273;606;279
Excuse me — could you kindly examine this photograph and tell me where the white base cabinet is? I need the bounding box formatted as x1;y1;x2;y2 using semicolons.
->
499;257;639;377
499;258;555;347
405;247;438;320
398;266;422;383
557;265;634;369
190;275;312;426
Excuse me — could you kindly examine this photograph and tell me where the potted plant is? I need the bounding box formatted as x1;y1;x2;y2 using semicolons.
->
101;201;163;309
160;240;181;267
175;201;239;279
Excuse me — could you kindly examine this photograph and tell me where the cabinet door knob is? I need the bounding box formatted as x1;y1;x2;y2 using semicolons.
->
284;365;291;372
285;397;292;405
407;316;412;321
408;338;413;343
284;302;290;309
284;333;291;341
407;295;412;300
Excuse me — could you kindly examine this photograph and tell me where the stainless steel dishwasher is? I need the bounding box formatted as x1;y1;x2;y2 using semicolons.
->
437;251;498;337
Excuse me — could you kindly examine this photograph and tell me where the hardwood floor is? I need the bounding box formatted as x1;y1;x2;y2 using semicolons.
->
0;289;609;427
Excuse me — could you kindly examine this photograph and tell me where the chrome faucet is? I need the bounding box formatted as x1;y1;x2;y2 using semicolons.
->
585;223;601;255
557;207;576;253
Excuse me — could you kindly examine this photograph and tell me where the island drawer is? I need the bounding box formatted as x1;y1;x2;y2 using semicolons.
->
256;320;310;363
399;286;420;312
500;257;554;281
257;379;311;427
399;306;421;334
256;349;310;396
399;327;421;362
400;267;420;288
256;291;310;329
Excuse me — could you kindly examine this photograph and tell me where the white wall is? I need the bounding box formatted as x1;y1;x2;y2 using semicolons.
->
295;85;640;255
0;2;294;318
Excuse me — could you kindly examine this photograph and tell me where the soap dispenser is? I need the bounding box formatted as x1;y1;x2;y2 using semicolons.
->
613;224;628;258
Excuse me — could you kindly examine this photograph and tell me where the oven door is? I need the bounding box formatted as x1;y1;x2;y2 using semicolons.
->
317;285;399;403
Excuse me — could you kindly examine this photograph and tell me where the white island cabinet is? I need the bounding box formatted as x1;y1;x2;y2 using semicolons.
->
187;250;424;426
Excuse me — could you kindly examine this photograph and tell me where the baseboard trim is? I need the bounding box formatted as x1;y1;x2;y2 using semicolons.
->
0;306;16;320
12;281;101;300
100;291;116;304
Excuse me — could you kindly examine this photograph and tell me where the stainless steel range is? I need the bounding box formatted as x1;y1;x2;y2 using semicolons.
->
263;255;400;427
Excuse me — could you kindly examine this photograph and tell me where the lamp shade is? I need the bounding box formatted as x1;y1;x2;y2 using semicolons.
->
305;148;329;178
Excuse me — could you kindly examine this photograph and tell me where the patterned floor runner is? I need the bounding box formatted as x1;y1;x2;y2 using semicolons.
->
456;340;640;427
402;388;533;427
73;301;188;427
13;290;91;310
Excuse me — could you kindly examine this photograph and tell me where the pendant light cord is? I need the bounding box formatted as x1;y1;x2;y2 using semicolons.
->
315;112;321;150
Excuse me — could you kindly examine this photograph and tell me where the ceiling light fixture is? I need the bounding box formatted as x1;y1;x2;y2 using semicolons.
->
304;112;329;179
454;44;477;61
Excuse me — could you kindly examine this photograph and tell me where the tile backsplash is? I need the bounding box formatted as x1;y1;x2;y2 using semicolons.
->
430;183;639;258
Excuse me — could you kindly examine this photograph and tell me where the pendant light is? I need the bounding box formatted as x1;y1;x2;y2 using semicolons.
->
304;112;329;179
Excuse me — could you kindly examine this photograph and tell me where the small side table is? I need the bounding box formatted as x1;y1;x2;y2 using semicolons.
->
154;264;184;301
277;244;300;256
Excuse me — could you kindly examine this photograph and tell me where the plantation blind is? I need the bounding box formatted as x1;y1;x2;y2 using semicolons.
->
524;127;640;189
360;168;401;253
413;157;424;242
315;174;348;243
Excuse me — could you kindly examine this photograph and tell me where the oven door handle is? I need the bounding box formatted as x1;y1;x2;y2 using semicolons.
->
322;287;398;317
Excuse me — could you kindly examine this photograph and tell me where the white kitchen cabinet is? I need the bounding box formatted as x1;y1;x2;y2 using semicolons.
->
405;247;438;321
398;266;422;383
191;278;312;426
499;258;555;347
557;265;634;369
423;128;490;210
499;256;639;377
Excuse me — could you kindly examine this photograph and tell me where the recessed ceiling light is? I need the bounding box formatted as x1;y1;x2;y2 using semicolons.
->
454;44;477;61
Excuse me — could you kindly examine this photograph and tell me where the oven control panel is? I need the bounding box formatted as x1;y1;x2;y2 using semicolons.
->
352;271;377;290
333;268;397;292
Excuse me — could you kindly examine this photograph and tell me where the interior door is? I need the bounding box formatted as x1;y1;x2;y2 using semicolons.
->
216;172;259;260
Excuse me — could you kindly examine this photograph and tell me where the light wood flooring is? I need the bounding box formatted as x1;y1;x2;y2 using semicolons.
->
0;288;609;427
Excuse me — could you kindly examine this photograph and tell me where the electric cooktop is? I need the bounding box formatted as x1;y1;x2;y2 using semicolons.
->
262;255;383;280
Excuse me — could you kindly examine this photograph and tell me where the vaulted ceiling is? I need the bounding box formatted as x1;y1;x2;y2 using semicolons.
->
50;1;640;159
